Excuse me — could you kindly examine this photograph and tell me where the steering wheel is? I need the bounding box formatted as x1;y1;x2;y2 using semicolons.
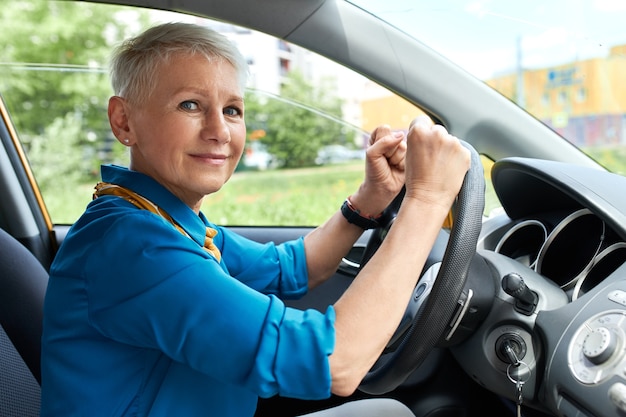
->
358;141;485;395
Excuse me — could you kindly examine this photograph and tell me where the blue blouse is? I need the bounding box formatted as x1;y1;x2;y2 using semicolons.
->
41;165;336;417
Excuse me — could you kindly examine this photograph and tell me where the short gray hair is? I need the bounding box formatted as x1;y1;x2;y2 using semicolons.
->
110;22;248;105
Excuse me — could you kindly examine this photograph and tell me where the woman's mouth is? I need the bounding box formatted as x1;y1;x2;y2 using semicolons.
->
191;153;228;166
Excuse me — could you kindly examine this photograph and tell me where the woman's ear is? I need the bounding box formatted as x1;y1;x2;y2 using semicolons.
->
108;96;133;146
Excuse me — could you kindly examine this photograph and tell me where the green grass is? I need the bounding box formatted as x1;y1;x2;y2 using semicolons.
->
45;162;366;226
583;146;626;175
44;182;95;225
202;163;365;226
45;147;626;226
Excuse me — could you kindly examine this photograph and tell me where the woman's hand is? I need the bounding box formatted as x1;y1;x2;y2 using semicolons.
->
349;124;407;216
403;116;470;211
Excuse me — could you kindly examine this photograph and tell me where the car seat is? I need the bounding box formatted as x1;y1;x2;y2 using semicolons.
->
0;227;47;417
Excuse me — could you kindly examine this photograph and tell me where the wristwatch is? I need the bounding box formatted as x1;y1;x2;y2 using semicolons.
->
340;198;381;230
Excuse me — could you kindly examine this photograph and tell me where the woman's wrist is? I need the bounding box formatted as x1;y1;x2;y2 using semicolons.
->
349;183;393;219
340;196;383;230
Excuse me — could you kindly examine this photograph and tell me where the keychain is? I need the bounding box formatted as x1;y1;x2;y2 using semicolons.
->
507;361;531;417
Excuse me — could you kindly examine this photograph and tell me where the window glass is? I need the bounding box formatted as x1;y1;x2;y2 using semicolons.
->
2;0;437;226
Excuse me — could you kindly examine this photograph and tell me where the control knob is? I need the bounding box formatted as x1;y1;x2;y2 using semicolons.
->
582;327;616;365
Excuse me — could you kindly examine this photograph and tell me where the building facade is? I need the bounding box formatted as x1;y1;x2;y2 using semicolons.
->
486;45;626;148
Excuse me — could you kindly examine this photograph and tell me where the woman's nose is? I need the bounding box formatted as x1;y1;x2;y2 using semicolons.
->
202;111;230;143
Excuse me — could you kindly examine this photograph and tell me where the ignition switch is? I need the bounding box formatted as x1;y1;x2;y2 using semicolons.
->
495;332;527;365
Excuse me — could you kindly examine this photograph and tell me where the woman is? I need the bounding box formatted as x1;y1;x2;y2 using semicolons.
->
40;22;470;416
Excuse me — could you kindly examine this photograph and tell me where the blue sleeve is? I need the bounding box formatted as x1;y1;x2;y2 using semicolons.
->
83;212;335;399
215;226;309;299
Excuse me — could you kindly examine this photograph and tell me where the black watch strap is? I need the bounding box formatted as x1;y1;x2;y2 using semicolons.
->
341;199;380;230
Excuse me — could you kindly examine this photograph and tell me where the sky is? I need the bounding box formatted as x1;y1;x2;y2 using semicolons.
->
351;0;626;79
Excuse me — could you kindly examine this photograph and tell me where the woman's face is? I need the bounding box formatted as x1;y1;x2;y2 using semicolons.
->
119;53;246;212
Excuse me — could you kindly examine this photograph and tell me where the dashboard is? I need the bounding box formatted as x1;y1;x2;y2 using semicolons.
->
450;157;626;417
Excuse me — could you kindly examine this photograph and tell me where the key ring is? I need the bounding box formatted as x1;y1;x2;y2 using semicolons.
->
507;361;531;385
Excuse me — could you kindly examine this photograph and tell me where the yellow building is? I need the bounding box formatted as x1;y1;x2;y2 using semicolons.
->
361;45;626;147
360;89;425;134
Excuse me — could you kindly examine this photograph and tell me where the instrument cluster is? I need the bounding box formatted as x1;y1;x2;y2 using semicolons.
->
490;208;626;300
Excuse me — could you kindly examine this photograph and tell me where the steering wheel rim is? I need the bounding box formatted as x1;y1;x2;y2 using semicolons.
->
358;141;485;395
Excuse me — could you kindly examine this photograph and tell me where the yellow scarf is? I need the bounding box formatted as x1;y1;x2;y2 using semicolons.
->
93;182;221;262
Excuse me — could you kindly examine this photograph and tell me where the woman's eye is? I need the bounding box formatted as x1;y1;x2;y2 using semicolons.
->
180;101;199;111
224;106;242;117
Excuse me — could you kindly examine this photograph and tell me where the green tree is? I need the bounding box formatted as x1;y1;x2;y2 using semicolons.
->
0;0;150;184
246;70;347;168
27;113;88;191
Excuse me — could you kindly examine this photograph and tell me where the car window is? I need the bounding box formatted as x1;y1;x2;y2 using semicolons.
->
1;0;499;227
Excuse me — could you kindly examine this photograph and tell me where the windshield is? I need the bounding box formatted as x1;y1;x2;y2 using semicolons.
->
351;0;626;174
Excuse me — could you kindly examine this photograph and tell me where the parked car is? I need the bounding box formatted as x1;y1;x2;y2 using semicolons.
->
2;1;626;417
315;144;366;165
242;142;276;170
